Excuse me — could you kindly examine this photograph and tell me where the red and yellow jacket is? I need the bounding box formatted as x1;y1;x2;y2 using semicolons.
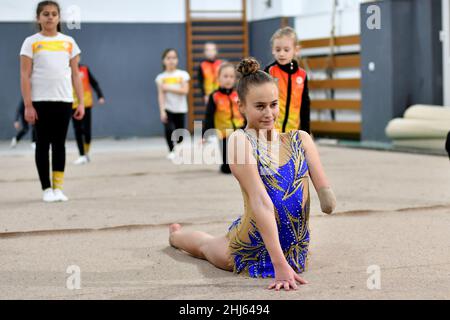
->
198;59;223;97
264;60;310;133
73;64;104;109
204;88;245;139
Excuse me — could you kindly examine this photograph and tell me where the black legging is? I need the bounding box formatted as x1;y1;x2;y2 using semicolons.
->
164;110;186;152
72;108;91;156
34;102;72;190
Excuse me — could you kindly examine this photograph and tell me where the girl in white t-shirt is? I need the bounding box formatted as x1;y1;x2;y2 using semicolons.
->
20;1;85;202
155;49;190;160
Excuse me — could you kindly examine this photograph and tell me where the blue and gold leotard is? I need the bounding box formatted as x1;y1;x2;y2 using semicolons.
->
227;129;310;278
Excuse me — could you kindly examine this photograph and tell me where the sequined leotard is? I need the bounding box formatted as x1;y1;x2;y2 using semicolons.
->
227;129;310;278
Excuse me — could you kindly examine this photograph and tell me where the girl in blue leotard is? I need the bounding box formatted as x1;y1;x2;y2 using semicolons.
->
168;57;336;292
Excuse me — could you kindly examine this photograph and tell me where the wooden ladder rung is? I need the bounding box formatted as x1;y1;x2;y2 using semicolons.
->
191;26;243;32
193;52;243;59
192;35;244;41
311;99;361;110
311;121;361;135
300;35;360;49
190;10;243;14
191;18;243;23
192;43;244;50
309;78;361;90
301;54;361;70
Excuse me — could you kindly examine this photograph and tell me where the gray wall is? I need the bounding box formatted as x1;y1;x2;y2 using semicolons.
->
248;17;294;68
0;22;186;140
360;0;443;142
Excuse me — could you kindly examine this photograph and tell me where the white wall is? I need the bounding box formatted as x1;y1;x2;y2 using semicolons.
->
188;0;243;18
248;0;283;21
295;0;362;40
0;0;306;23
248;0;301;21
0;0;185;23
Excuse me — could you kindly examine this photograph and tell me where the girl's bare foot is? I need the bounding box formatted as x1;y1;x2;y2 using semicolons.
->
169;223;182;247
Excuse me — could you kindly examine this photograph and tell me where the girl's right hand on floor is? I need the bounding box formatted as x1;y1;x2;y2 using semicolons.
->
24;105;38;125
268;262;308;291
160;111;168;124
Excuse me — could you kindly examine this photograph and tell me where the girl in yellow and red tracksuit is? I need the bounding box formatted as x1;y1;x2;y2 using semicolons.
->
203;64;245;174
197;43;223;104
264;59;310;134
265;27;311;134
72;63;105;164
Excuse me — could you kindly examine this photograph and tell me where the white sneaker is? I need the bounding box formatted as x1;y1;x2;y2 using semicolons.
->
73;155;89;165
166;151;176;160
10;137;17;148
53;189;68;202
43;188;57;202
31;142;36;150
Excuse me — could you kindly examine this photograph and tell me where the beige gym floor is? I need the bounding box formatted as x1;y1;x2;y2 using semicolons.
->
0;137;449;299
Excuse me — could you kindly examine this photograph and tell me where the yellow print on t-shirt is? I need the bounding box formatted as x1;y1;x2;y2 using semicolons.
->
162;77;183;85
32;41;73;55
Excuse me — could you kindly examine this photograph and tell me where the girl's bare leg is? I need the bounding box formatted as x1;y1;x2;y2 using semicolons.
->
169;224;233;271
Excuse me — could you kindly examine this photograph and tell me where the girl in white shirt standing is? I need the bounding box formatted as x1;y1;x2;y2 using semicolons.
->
20;1;85;202
155;49;190;160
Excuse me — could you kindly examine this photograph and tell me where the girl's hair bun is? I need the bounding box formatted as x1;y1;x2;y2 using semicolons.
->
236;57;260;77
236;57;273;103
